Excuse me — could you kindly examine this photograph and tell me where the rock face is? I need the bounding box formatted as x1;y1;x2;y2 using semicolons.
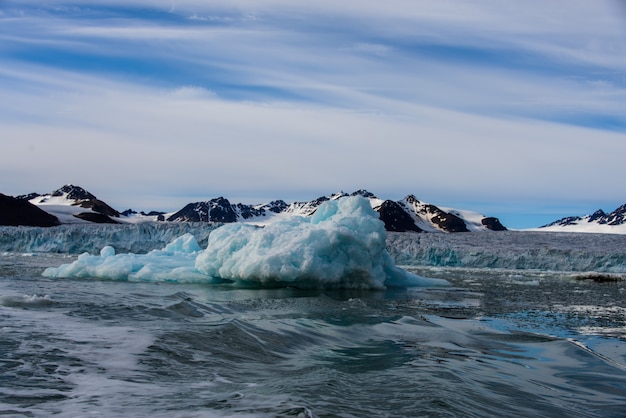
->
603;204;626;226
0;194;61;227
376;200;424;232
236;200;289;219
396;195;470;232
51;184;97;201
481;217;507;231
167;198;291;223
167;197;238;223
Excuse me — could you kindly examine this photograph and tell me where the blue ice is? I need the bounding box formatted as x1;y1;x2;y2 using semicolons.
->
43;196;447;289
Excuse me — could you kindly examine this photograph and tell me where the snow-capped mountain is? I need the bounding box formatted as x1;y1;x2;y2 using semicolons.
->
165;190;505;232
283;190;381;217
165;198;289;223
5;185;506;232
18;184;120;224
377;194;506;232
539;204;626;234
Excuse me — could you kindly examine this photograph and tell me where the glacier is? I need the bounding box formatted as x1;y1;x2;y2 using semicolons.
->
42;197;446;289
0;222;216;254
387;231;626;274
4;206;626;278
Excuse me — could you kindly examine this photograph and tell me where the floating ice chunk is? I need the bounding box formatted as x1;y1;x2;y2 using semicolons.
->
195;196;447;289
43;197;447;289
162;233;202;254
43;234;210;283
101;246;115;258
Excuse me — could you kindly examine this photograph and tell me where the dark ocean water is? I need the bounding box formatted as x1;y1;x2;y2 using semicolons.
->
1;251;625;417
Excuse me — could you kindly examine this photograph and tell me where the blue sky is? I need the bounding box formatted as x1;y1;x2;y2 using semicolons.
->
1;1;626;228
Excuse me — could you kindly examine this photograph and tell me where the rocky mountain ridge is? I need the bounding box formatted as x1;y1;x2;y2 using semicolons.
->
540;204;626;233
17;185;120;224
3;184;506;232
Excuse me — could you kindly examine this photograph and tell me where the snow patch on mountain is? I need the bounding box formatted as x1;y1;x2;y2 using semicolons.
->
23;185;120;224
538;204;626;234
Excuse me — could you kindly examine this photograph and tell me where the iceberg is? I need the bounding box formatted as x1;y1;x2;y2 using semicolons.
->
43;196;446;289
43;234;210;283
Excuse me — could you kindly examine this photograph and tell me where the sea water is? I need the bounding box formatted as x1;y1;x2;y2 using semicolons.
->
2;195;626;417
1;241;626;417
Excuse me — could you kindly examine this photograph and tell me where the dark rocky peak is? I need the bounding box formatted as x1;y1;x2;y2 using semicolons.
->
167;197;237;223
263;200;289;214
52;184;97;201
16;192;41;201
209;197;238;222
429;210;469;232
481;217;507;231
402;194;471;232
0;194;60;227
542;203;626;229
376;200;422;232
235;202;265;220
542;216;583;228
351;189;377;199
404;195;446;217
605;204;626;226
329;191;349;200
78;199;120;217
588;209;607;223
404;194;423;206
312;196;331;205
239;200;290;219
286;195;330;216
612;204;626;215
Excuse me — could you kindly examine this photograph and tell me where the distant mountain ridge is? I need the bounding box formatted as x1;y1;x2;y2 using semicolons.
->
540;204;626;233
3;184;506;232
166;197;289;223
141;188;506;233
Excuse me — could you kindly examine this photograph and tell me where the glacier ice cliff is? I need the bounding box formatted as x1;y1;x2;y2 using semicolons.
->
41;197;446;289
387;231;626;273
4;216;626;275
0;223;216;254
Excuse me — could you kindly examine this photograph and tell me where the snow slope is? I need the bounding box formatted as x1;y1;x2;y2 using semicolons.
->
536;204;626;234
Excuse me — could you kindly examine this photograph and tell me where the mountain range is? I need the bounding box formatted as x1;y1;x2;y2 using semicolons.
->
1;184;507;233
538;204;626;234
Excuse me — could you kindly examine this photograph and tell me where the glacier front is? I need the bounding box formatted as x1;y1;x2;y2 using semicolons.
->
43;196;446;289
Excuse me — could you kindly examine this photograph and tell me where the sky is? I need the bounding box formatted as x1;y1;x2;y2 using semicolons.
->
1;0;626;229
